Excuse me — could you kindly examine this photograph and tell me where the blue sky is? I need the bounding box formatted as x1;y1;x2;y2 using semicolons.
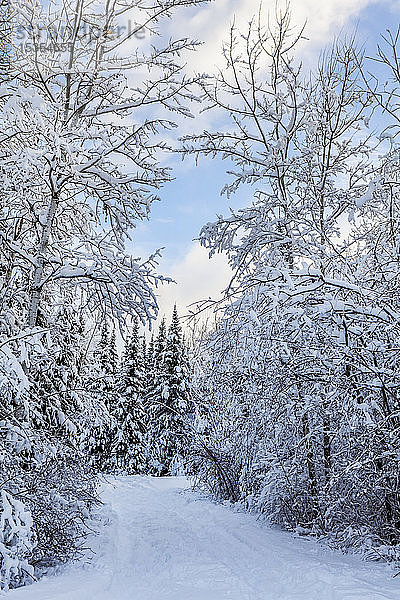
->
133;157;249;265
128;0;400;325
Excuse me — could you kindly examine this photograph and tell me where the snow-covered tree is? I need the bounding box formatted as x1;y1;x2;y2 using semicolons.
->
115;318;147;473
0;0;207;586
0;327;98;585
93;321;119;400
185;11;400;561
85;319;119;472
2;0;207;329
0;489;35;591
121;318;145;397
146;309;192;474
28;293;87;437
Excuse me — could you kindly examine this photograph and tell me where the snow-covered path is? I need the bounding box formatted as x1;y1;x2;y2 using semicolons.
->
8;476;400;600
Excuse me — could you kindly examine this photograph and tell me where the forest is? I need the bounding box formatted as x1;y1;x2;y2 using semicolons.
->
1;0;400;592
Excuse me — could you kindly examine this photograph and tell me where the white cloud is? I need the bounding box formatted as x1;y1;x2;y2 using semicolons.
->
169;0;380;74
153;243;232;326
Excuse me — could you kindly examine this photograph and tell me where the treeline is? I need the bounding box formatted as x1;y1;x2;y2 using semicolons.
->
87;307;192;477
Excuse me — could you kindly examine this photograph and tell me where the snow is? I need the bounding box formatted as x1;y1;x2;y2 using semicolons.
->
356;180;376;208
8;476;400;600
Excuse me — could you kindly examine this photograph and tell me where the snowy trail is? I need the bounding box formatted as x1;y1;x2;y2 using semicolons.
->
8;476;400;600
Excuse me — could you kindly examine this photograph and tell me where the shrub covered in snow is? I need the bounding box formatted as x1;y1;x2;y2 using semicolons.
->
0;489;35;591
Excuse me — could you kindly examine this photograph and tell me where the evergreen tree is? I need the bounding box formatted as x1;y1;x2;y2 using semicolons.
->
146;310;192;475
121;319;144;394
29;294;85;438
145;334;155;395
86;320;119;472
165;306;191;411
109;330;119;378
142;338;147;377
52;302;86;418
163;306;192;471
95;323;116;379
115;318;147;473
155;318;168;368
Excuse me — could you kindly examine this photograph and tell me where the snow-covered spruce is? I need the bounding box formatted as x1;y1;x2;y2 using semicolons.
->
117;318;147;475
146;307;193;475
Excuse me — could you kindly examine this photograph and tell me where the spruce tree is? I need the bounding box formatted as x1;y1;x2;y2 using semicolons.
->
146;318;167;473
146;310;192;475
29;296;84;437
115;318;147;473
145;334;155;396
95;322;109;374
165;306;191;413
86;320;118;472
109;330;119;379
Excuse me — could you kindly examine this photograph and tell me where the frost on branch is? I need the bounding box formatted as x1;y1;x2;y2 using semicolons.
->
2;0;206;329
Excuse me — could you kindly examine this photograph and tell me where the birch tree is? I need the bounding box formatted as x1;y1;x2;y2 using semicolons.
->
1;0;207;329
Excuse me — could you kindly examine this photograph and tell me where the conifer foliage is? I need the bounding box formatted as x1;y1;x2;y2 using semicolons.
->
117;319;147;474
146;307;192;475
85;320;119;473
83;308;193;478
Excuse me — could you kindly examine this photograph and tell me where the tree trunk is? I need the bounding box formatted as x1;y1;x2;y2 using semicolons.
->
302;412;318;518
28;192;58;327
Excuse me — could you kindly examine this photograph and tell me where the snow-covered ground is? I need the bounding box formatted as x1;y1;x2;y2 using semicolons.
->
8;476;400;600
